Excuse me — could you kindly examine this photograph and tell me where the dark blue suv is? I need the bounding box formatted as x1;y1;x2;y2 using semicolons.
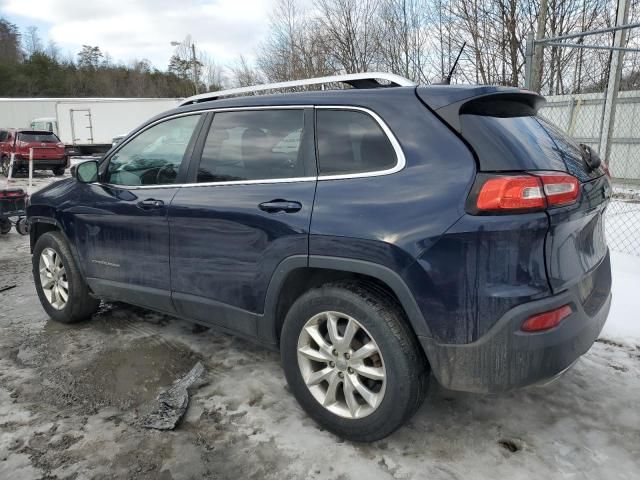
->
27;73;612;441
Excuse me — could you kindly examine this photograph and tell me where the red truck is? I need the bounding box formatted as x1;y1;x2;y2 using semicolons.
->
0;128;69;177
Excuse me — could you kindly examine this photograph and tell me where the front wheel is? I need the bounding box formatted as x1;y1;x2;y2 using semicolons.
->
280;281;429;442
33;231;100;323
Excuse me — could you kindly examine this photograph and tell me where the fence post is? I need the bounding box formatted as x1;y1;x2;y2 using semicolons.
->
599;0;631;164
531;0;548;92
524;32;534;90
6;152;15;187
29;147;34;193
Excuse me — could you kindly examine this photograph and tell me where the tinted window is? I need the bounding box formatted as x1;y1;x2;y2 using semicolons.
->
17;132;59;143
197;110;305;182
106;114;201;186
0;131;7;142
316;110;397;176
460;114;600;181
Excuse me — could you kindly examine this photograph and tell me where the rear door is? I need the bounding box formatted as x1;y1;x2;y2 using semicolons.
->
456;102;611;292
70;109;93;145
168;107;316;337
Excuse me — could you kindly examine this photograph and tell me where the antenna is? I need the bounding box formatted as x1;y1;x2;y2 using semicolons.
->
441;42;467;85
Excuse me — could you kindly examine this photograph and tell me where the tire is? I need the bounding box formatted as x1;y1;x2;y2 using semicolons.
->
0;218;11;234
15;217;29;235
32;231;100;323
52;167;65;176
280;280;429;442
0;156;8;177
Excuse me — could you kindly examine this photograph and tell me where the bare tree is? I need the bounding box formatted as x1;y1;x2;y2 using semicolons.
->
377;0;432;83
230;55;263;87
199;51;224;91
316;0;381;73
22;25;43;58
258;0;335;83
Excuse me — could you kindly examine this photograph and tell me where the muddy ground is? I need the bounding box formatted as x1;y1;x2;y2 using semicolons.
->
1;171;639;479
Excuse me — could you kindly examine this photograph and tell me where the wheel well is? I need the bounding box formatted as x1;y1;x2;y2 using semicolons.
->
274;267;406;343
30;222;58;252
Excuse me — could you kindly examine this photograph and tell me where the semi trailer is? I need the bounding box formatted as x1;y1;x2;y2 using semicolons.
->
0;98;181;155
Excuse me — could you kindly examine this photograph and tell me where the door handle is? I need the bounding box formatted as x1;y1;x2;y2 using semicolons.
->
258;199;302;213
137;198;165;209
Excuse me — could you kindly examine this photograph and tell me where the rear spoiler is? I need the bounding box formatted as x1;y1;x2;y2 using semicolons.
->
416;86;546;133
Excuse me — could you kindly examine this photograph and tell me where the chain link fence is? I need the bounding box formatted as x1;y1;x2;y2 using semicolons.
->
535;23;640;257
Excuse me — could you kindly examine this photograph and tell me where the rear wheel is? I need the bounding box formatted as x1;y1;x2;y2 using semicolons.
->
280;281;429;442
52;167;65;176
33;231;100;323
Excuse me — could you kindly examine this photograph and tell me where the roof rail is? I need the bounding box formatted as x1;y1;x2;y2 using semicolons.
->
179;72;415;106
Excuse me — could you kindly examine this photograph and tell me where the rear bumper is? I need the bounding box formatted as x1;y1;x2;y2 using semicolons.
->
420;252;612;393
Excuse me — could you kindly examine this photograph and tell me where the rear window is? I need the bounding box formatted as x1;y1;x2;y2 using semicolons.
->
17;132;60;143
316;110;397;176
460;114;600;181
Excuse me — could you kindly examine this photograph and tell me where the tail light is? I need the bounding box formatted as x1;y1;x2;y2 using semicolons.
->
536;172;579;207
470;172;579;213
0;189;26;198
521;304;572;332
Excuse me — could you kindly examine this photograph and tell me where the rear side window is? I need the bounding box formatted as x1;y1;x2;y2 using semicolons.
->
17;132;59;143
460;114;599;181
316;110;397;176
197;110;306;183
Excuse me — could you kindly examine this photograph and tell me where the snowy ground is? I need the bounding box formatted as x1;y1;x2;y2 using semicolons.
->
1;171;639;479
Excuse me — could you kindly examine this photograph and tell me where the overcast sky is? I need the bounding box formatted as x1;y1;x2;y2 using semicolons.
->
0;0;275;69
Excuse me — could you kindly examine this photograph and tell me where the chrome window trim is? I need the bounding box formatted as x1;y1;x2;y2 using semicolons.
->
95;104;404;190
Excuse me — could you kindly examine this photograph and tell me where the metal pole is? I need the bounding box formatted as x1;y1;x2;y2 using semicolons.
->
531;0;548;92
599;0;630;163
524;32;534;90
6;152;15;186
537;22;640;43
191;43;198;95
28;148;33;193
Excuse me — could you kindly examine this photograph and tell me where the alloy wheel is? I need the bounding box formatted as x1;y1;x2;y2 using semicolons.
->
39;247;69;310
297;311;386;419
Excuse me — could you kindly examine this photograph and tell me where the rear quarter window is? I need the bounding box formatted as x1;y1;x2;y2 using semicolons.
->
316;109;397;176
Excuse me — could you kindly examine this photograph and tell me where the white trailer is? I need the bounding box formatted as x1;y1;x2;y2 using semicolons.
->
0;98;181;155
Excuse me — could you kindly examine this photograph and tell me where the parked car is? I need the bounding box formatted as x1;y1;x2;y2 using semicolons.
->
26;73;612;442
0;128;68;176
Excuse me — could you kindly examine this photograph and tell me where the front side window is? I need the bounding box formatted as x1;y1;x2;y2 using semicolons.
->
0;131;7;142
316;110;397;176
106;114;201;186
197;110;306;183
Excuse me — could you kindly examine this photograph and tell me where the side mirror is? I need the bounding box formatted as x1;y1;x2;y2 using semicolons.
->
73;160;99;183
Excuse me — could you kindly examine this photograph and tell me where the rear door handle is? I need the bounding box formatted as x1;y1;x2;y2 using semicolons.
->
258;199;302;213
137;199;165;210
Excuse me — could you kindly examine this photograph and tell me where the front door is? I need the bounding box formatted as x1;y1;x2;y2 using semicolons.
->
72;113;204;312
169;108;316;337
